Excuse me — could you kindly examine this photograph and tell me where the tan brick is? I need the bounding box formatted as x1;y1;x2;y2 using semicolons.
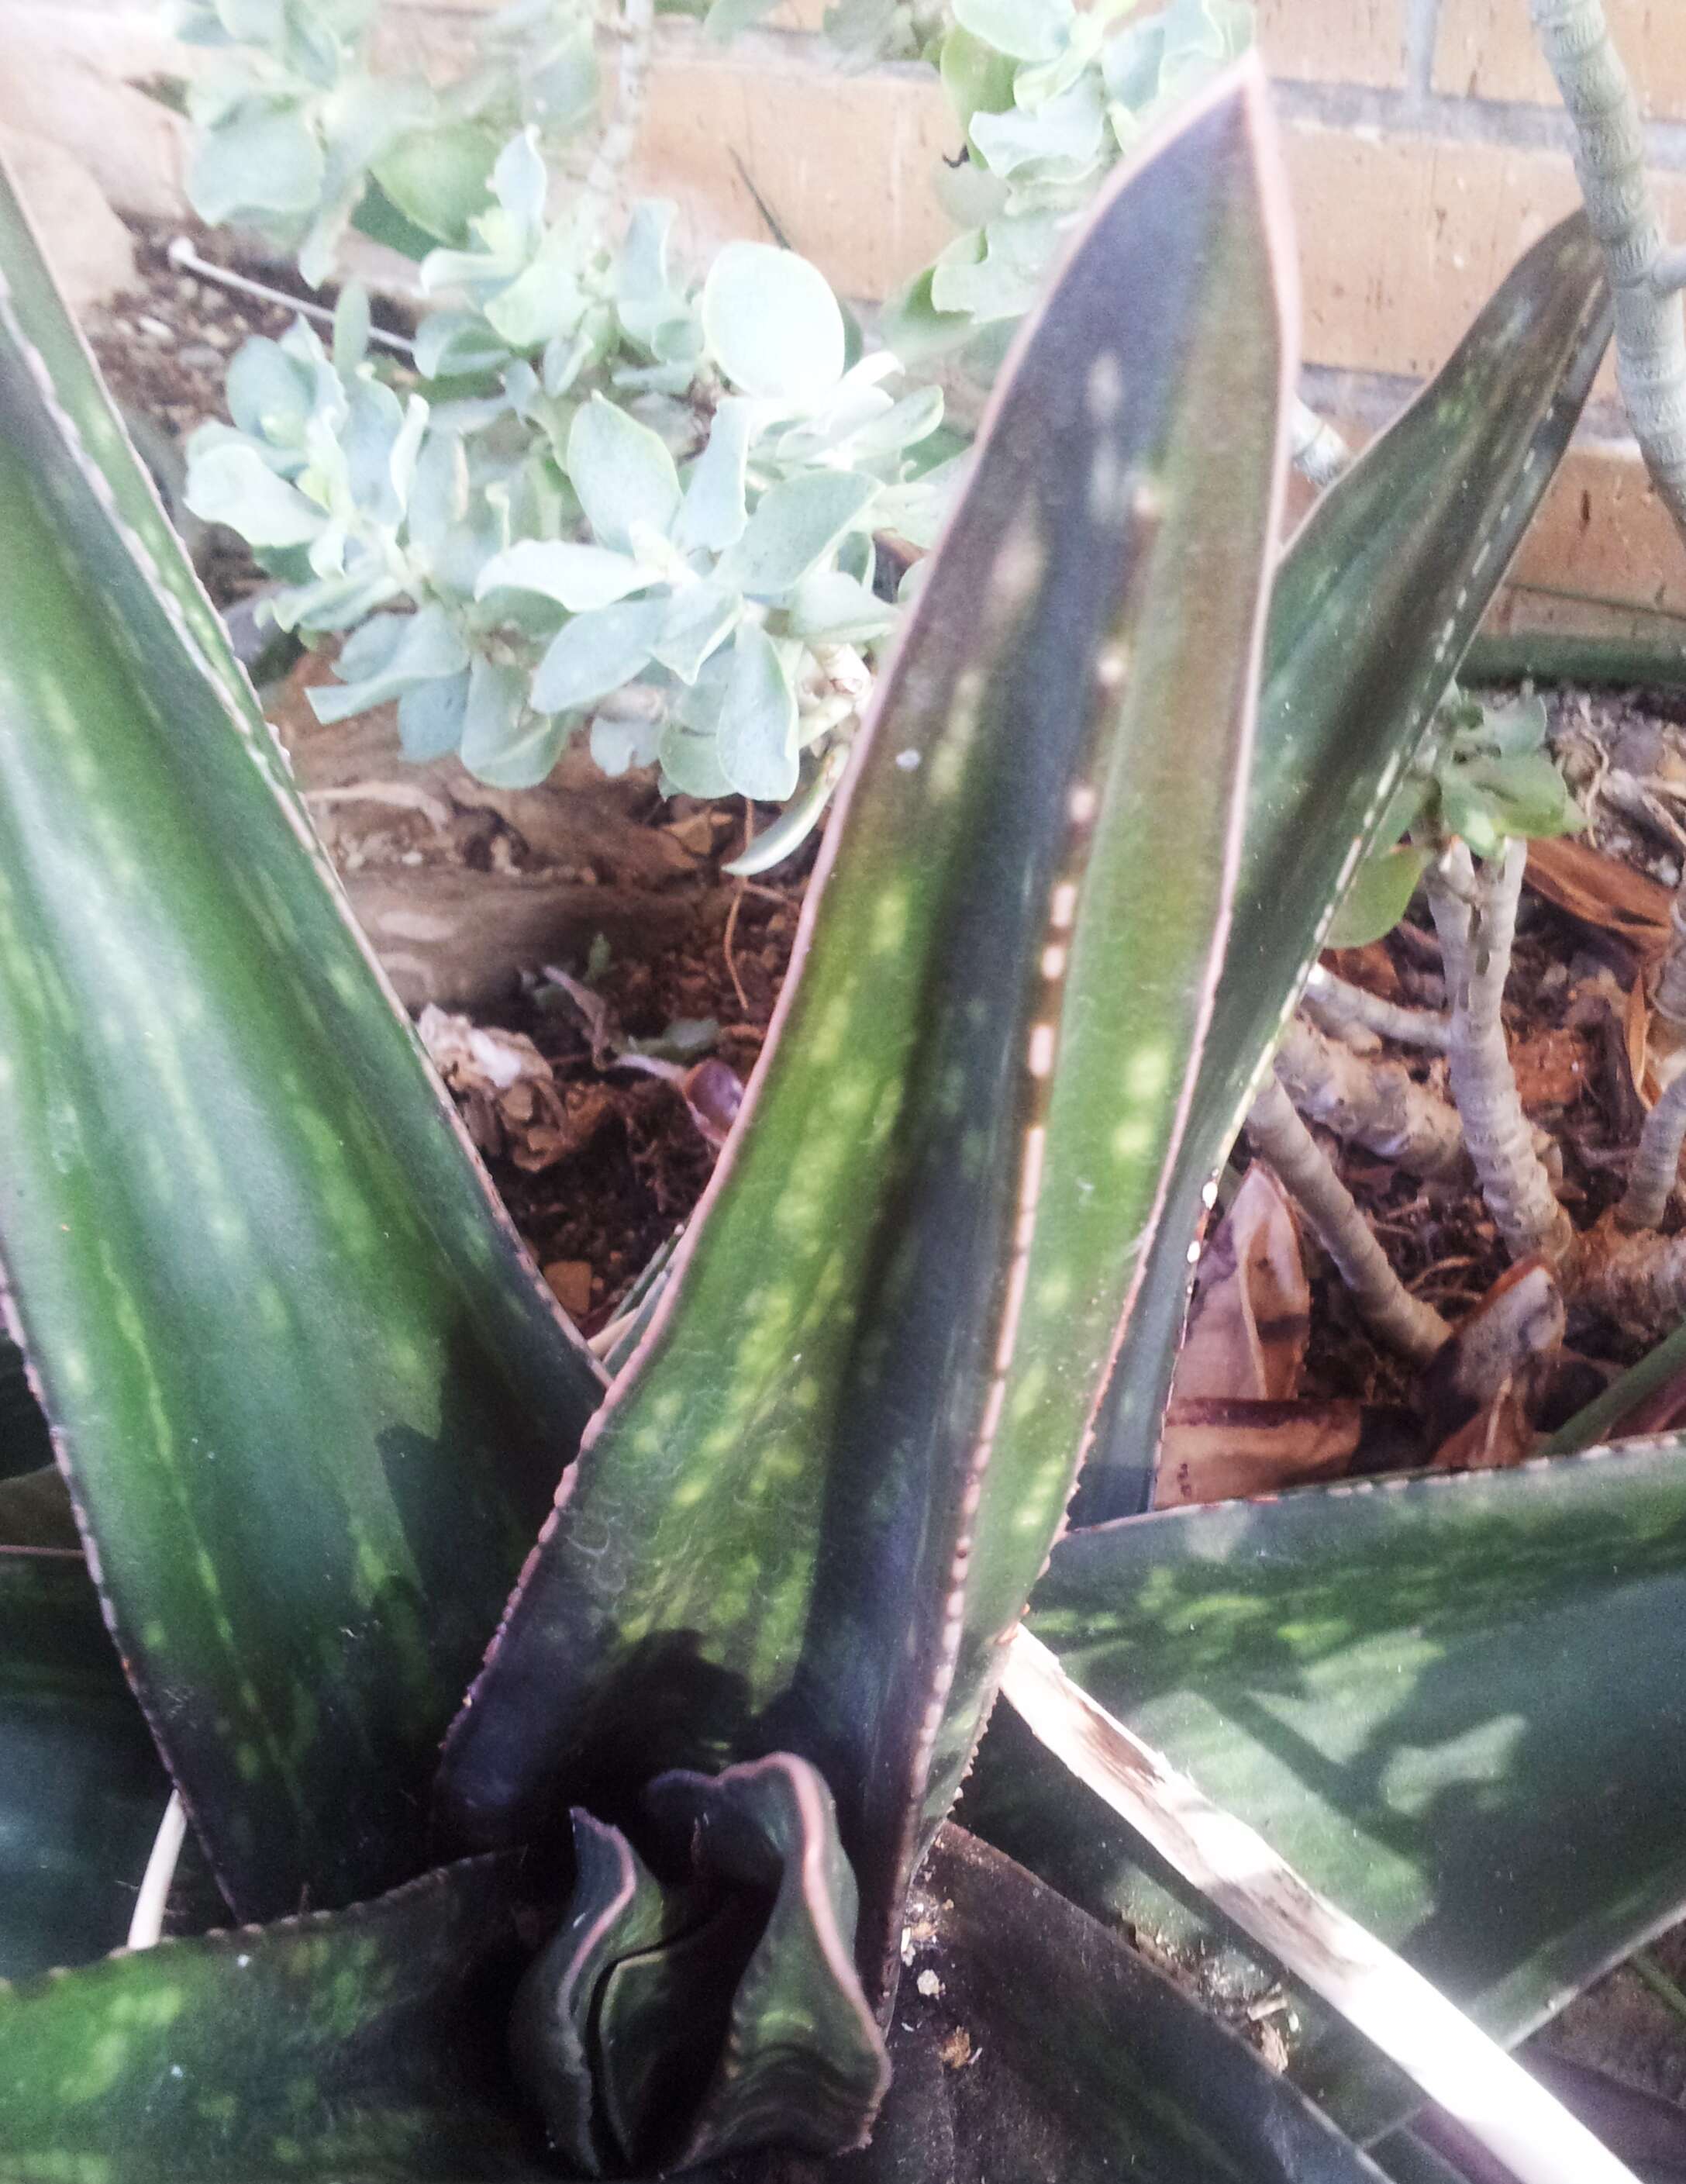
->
633;35;955;297
1257;0;1409;89
1508;442;1686;619
1434;0;1686;118
1287;122;1686;389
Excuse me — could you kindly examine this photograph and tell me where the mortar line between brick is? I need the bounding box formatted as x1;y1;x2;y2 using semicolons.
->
1270;75;1686;168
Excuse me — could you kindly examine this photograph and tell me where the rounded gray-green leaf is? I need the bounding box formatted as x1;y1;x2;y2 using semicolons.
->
723;472;879;602
716;622;800;799
702;243;846;404
478;539;657;613
184;440;325;550
566;395;682;556
188;107;324;228
532;599;664;716
225;338;315;450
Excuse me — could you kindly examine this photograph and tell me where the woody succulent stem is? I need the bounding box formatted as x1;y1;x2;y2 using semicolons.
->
1427;840;1576;1268
1276;1013;1466;1178
1246;1079;1451;1361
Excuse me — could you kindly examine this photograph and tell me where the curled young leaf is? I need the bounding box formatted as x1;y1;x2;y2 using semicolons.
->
509;1754;888;2178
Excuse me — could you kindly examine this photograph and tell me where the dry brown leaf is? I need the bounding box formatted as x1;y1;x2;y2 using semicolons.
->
1427;1382;1536;1474
1523;837;1674;965
1625;973;1656;1107
1419;1258;1564;1461
418;1004;609;1172
1171;1165;1308;1405
1153;1399;1419;1507
543;1260;595;1317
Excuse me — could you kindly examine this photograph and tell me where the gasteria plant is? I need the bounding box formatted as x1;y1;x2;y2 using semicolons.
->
2;62;1680;2184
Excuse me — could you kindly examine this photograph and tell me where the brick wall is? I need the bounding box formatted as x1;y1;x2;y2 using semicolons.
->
9;0;1686;628
379;0;1686;632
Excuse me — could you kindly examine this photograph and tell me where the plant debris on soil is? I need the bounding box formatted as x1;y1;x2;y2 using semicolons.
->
464;875;799;1331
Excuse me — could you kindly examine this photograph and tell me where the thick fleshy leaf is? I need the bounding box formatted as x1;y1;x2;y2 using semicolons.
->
676;399;754;554
371;122;499;248
722;473;879;601
0;1547;171;1979
0;164;260;737
966;1436;1686;2135
716;622;800;799
0;196;602;1922
478;539;658;612
436;71;1291;2010
843;1826;1387;2183
1072;209;1611;1521
0;1855;546;2180
188;108;325;230
533;599;664;715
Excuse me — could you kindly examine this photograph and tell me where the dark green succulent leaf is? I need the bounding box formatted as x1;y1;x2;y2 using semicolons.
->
0;1547;170;1979
0;1855;546;2182
0;1340;50;1482
437;69;1291;2006
350;175;451;264
0;1467;79;1551
512;1754;888;2177
836;1826;1388;2184
1438;750;1584;857
966;1437;1686;2135
0;162;602;1922
1074;209;1612;1522
0;164;258;740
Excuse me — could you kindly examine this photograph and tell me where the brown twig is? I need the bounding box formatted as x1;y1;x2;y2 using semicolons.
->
722;800;754;1016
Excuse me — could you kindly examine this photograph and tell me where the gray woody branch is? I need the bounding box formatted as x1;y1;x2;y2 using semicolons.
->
1246;1080;1451;1361
1530;0;1686;543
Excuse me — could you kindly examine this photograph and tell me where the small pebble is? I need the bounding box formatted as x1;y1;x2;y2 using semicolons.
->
137;314;173;343
177;343;222;371
915;1970;942;1999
